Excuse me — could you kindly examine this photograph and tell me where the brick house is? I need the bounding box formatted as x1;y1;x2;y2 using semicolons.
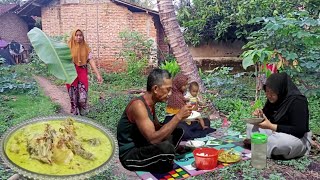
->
16;0;169;72
0;4;31;50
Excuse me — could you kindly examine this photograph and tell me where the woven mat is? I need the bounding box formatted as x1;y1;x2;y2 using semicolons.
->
136;129;251;180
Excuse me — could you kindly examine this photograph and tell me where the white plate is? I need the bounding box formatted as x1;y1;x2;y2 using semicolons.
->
185;140;205;149
185;111;201;121
242;117;264;124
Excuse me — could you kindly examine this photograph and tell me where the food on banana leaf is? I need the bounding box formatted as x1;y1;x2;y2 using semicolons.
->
5;118;113;175
218;148;241;163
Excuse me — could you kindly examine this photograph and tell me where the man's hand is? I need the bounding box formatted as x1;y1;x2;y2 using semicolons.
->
176;104;193;121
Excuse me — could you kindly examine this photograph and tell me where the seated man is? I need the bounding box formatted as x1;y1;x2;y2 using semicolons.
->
117;69;193;173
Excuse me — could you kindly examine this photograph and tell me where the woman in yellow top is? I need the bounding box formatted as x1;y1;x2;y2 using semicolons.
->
66;29;103;115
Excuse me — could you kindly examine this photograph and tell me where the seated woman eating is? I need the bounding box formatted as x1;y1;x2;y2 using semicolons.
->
163;73;215;140
246;72;312;159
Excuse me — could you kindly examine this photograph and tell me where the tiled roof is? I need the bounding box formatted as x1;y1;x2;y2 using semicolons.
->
0;4;19;16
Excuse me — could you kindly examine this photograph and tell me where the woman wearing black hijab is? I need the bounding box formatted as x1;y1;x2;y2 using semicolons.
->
246;72;312;159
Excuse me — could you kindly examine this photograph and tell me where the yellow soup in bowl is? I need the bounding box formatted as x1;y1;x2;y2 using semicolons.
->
4;119;113;176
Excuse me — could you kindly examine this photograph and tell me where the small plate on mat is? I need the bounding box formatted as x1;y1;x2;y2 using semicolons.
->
218;149;241;163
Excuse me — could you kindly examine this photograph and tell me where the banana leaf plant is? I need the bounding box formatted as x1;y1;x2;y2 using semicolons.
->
27;28;77;84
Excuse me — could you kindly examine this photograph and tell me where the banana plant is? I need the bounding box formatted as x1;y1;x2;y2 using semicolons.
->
27;28;77;84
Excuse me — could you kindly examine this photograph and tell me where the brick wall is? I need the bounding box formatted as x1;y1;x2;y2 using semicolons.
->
41;0;168;72
0;13;30;49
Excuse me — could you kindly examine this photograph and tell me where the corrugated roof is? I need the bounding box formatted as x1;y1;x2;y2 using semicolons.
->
16;0;159;17
0;4;19;16
112;0;159;16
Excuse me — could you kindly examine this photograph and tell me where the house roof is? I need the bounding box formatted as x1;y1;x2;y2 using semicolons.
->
16;0;51;17
16;0;159;17
112;0;159;16
0;4;19;16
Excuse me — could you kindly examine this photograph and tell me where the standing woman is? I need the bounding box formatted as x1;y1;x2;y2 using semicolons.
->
67;29;103;115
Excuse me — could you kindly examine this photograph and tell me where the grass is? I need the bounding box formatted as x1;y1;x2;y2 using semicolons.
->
0;95;59;137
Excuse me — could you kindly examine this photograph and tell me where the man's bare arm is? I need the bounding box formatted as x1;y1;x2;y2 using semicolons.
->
130;101;191;144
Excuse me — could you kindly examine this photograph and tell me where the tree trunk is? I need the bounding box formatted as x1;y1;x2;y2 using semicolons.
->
157;0;206;92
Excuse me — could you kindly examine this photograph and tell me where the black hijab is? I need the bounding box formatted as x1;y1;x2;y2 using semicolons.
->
262;72;307;122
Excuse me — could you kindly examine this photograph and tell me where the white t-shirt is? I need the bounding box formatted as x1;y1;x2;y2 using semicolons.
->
184;91;200;104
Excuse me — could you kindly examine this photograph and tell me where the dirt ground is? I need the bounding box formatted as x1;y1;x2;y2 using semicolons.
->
33;76;139;179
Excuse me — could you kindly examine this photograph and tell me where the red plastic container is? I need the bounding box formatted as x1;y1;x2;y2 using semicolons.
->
193;147;221;170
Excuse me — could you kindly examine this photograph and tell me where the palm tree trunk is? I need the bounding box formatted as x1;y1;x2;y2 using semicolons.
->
157;0;206;92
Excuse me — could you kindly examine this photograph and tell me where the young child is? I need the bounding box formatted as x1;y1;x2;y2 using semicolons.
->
185;82;208;129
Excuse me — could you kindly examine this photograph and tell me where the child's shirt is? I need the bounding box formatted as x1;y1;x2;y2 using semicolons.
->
184;91;200;105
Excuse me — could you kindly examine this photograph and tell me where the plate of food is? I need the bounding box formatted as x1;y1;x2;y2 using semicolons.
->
185;111;201;121
218;149;241;163
0;116;118;180
242;117;264;124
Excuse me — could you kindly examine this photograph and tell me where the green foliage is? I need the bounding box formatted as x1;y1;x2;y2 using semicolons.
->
242;11;320;88
214;98;258;133
29;52;51;76
93;72;146;92
160;60;181;77
87;94;133;134
28;27;76;84
0;65;38;94
268;173;286;180
0;94;59;134
0;64;59;133
177;0;314;45
274;156;311;171
308;95;320;134
118;30;153;85
241;48;273;70
202;67;255;99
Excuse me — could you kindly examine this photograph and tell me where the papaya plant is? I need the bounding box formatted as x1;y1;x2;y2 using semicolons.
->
27;28;77;84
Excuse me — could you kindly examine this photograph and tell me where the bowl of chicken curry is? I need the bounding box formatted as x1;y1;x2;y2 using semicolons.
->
0;116;117;180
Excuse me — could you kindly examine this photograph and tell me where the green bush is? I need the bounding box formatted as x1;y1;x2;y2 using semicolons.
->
160;60;180;77
0;65;38;95
118;30;153;85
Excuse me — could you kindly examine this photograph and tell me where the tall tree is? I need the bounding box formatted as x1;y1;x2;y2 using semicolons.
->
157;0;205;92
